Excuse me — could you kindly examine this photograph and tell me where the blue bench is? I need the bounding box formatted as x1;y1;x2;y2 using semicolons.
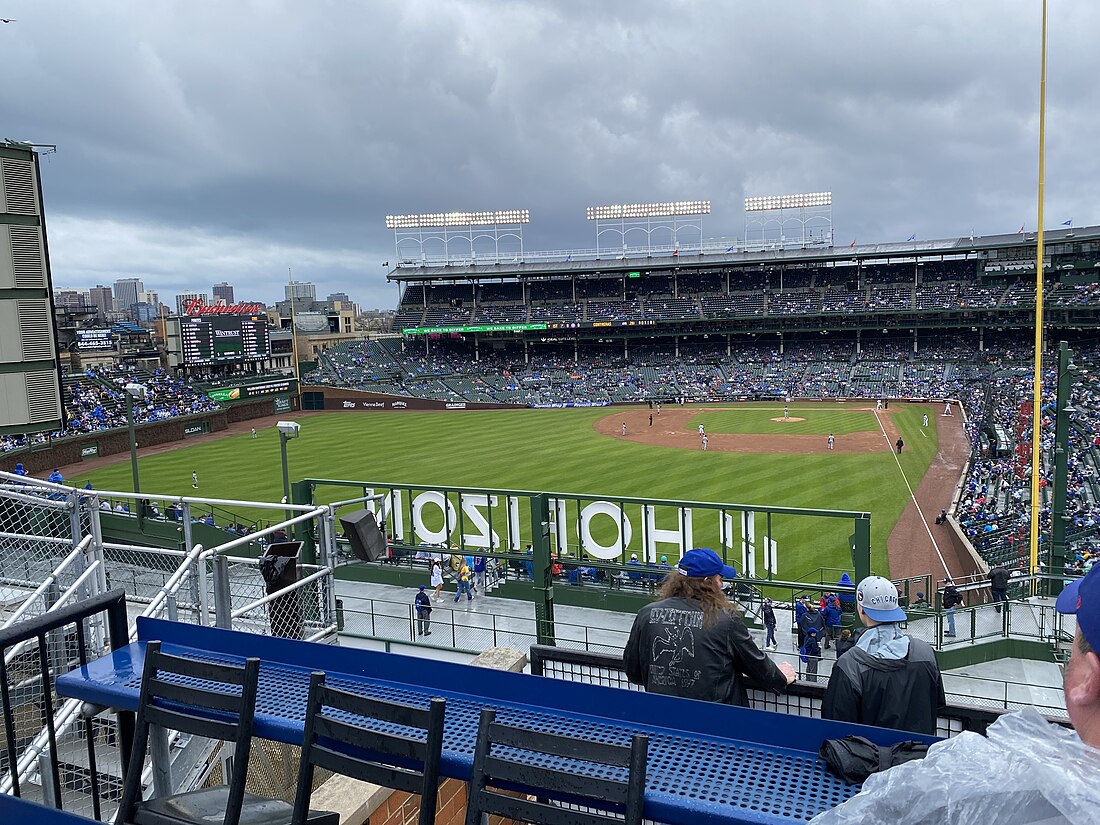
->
57;617;936;825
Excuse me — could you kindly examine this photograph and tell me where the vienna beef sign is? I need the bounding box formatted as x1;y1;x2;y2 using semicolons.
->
184;300;265;316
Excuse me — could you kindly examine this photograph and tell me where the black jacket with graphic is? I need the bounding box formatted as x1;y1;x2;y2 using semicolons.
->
623;596;788;706
821;637;946;735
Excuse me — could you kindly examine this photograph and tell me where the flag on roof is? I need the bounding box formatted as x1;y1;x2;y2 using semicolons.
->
1018;225;1025;234
906;234;916;242
1062;219;1072;227
725;245;734;252
849;239;856;249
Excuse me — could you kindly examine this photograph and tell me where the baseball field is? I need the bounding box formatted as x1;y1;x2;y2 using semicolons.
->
69;401;946;578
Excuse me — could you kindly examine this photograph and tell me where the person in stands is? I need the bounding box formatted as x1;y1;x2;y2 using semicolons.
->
822;576;945;735
624;548;795;705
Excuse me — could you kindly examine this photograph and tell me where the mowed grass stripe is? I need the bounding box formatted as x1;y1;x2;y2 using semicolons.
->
72;405;939;578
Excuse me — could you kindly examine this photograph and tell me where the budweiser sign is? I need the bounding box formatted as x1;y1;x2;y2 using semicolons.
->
184;300;265;316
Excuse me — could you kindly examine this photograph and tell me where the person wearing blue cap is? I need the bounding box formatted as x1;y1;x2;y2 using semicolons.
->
623;548;795;705
821;575;945;735
414;585;433;637
1056;564;1100;747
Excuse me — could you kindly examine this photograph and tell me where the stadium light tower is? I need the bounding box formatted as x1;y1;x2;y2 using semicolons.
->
585;200;710;259
385;209;530;267
744;192;833;250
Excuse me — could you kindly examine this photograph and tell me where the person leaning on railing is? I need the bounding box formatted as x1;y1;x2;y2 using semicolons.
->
820;576;945;736
623;548;796;706
811;557;1100;823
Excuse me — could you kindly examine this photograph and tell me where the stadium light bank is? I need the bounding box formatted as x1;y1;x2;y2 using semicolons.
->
744;191;834;249
586;200;710;259
385;209;531;266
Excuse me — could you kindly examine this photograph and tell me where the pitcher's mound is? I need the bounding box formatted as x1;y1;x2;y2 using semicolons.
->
769;417;807;423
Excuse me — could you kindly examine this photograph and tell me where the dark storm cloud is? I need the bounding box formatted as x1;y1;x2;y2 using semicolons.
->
1;0;1096;308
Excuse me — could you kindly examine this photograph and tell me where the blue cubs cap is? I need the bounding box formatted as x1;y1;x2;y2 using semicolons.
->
418;585;426;590
856;575;907;623
676;548;737;580
1056;563;1100;647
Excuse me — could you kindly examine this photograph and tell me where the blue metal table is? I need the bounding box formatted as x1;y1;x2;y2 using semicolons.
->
0;793;101;824
57;617;935;825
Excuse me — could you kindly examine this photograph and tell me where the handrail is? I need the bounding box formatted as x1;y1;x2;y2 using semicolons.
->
141;544;205;625
527;645;1070;733
0;537;93;631
0;484;71;509
0;471;319;512
3;562;102;668
0;586;126;651
230;567;331;620
211;506;327;556
0;589;132;797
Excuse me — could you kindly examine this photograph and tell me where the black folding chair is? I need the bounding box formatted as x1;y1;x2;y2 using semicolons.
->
291;672;446;825
464;707;649;825
115;642;334;825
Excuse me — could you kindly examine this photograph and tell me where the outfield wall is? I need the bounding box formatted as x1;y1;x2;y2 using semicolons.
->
0;396;298;476
302;385;517;411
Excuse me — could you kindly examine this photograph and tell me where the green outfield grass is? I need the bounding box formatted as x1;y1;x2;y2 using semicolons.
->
71;402;940;579
692;407;878;435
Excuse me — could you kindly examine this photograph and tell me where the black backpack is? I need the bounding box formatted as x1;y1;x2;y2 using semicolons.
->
819;736;930;784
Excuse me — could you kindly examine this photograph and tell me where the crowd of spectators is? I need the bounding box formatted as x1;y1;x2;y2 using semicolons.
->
308;334;1100;571
1;365;221;455
393;267;1093;330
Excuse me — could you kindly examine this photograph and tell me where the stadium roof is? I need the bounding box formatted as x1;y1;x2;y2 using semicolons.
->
387;225;1100;283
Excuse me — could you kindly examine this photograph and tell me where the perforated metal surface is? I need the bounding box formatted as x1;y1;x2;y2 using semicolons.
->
115;643;859;823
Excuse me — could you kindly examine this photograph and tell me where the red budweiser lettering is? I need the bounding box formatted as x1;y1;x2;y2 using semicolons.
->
184;300;265;316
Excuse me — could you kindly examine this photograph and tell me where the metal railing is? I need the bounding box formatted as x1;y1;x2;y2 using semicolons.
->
337;592;632;654
0;472;343;818
0;589;132;819
394;235;837;269
528;645;1071;740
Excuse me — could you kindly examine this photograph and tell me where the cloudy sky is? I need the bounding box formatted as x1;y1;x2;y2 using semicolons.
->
2;1;1096;310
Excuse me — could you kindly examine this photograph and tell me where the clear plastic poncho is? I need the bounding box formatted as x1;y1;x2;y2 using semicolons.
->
810;706;1100;825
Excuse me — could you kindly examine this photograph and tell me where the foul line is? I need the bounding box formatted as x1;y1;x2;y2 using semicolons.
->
873;410;952;578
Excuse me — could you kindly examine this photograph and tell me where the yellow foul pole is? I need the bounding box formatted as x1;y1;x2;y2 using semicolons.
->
1028;0;1048;575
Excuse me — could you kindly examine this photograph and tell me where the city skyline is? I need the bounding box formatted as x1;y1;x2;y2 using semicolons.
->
2;1;1097;310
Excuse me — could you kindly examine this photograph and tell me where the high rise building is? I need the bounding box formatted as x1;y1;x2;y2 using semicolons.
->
285;280;316;302
327;292;351;304
89;285;113;318
212;281;234;305
140;289;159;308
176;291;207;315
54;289;91;309
114;279;145;314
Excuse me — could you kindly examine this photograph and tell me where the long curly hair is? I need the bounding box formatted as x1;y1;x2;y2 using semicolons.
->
657;571;736;626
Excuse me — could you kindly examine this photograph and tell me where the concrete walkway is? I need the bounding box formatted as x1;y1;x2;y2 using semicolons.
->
334;579;1067;716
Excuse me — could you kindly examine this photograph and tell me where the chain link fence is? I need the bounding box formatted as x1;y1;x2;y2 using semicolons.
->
1;472;339;820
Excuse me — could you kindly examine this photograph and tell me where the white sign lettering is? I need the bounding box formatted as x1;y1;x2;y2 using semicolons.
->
578;501;633;560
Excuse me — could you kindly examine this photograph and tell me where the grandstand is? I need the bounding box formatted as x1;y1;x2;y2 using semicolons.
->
302;225;1100;579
